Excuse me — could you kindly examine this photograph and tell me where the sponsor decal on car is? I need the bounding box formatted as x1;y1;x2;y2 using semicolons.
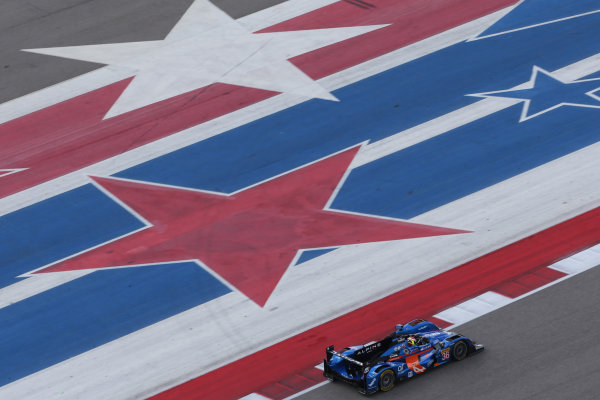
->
356;342;382;356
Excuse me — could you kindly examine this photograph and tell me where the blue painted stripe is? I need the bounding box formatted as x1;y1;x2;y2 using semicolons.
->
0;262;229;386
296;248;337;265
333;104;600;218
0;185;142;288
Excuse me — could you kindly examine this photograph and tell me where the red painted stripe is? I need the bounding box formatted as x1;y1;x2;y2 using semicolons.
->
260;0;520;80
494;281;531;298
298;367;327;383
0;0;518;200
494;266;567;298
258;380;298;399
257;367;326;400
151;206;600;400
426;316;452;329
535;266;567;281
0;82;274;199
515;271;555;289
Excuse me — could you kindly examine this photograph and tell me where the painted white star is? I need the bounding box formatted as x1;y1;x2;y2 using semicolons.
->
23;0;386;118
469;66;600;122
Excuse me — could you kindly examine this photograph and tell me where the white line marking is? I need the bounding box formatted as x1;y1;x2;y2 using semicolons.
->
0;271;94;308
549;243;600;274
434;292;513;325
0;168;28;178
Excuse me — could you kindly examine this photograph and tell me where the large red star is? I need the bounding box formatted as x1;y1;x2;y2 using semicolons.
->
36;146;468;306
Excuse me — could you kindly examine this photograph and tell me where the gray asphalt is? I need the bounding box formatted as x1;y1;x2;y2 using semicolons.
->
298;265;600;400
0;0;285;104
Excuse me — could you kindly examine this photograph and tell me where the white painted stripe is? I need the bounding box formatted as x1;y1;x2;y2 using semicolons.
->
0;271;93;309
549;244;600;274
434;307;479;326
434;292;512;325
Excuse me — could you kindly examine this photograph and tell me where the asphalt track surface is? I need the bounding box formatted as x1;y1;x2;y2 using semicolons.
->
0;0;285;103
299;264;600;400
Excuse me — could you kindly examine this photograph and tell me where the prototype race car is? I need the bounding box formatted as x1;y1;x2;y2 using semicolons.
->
323;319;484;395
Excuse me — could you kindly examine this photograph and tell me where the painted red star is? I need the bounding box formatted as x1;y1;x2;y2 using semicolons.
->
36;146;468;306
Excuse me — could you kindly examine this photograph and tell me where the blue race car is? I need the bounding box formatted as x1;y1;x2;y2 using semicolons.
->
323;319;484;395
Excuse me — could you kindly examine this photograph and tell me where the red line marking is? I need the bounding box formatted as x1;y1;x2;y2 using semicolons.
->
151;206;600;400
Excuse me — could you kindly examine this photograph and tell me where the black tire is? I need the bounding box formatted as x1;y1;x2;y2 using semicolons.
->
379;369;396;392
452;340;468;361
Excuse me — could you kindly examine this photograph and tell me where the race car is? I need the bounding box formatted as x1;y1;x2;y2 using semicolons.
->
323;319;484;395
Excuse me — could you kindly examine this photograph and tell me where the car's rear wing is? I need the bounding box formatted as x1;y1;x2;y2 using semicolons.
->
325;345;364;366
324;346;371;394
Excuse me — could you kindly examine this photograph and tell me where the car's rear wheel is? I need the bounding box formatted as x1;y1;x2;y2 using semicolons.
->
452;340;468;361
379;369;396;392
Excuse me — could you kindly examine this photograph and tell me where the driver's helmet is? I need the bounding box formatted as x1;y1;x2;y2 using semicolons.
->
407;336;417;346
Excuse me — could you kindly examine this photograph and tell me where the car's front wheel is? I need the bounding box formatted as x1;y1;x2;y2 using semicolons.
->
452;340;468;361
379;369;396;392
